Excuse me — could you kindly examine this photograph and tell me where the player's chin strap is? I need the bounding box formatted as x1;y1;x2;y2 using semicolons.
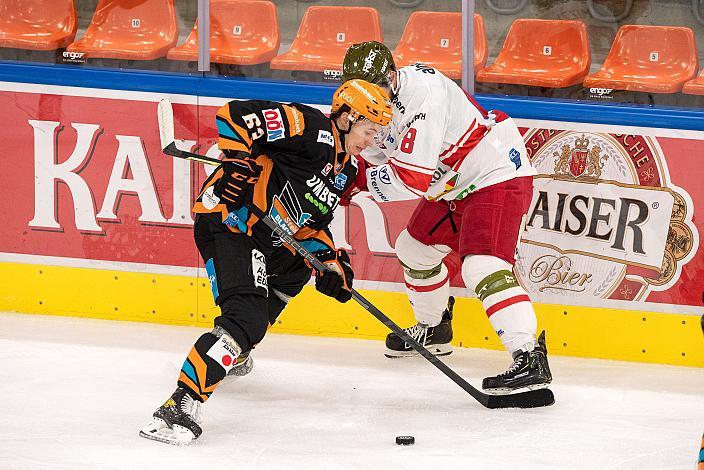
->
333;116;350;139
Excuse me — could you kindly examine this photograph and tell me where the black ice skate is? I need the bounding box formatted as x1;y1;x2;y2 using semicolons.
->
482;330;552;395
139;387;202;446
384;297;454;358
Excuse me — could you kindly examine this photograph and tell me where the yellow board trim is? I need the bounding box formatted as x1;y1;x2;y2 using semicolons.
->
1;261;702;367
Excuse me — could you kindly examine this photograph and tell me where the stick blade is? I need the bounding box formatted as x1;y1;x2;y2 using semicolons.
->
483;388;555;409
157;99;175;150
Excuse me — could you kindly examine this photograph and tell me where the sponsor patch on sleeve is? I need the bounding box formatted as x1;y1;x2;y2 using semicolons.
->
263;108;286;142
318;130;334;147
283;105;305;137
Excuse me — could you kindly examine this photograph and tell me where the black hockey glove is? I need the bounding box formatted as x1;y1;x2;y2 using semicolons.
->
213;160;262;210
315;249;354;303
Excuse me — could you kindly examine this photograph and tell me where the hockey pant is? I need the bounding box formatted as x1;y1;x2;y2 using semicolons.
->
178;213;312;402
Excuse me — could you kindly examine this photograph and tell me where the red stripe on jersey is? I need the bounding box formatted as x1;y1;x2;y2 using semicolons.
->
443;124;490;170
491;109;509;123
404;273;449;293
440;119;476;158
485;294;531;317
391;162;432;193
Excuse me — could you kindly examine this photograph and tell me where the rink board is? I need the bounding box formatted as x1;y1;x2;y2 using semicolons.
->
1;261;702;367
0;80;703;368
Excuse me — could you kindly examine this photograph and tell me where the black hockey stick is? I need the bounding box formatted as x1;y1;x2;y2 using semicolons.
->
157;99;554;409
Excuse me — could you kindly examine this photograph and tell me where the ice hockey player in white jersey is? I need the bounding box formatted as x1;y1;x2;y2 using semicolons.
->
342;41;552;394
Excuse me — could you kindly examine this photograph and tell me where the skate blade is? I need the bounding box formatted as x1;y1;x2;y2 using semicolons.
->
139;417;196;446
482;382;550;396
384;344;453;358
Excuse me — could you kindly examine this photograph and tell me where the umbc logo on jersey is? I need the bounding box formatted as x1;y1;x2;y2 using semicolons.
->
263;108;285;142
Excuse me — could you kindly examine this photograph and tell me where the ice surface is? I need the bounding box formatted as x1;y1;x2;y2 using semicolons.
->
0;312;702;470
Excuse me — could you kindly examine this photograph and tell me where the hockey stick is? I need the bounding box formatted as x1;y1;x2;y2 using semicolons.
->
157;99;554;409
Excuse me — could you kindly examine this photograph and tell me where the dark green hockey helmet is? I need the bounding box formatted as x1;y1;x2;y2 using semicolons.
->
342;41;395;87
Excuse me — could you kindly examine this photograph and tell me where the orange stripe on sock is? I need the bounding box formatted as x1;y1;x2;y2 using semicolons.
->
187;347;209;392
178;374;202;397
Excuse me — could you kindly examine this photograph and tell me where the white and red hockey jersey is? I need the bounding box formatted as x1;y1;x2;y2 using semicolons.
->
363;63;536;203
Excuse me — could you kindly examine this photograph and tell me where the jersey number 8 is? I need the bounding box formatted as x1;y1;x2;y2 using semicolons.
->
400;128;417;153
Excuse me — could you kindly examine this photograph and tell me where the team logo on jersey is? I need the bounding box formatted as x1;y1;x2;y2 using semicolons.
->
516;130;698;306
333;173;348;191
509;148;522;170
321;162;333;176
269;182;311;245
263;108;285;142
318;130;334;147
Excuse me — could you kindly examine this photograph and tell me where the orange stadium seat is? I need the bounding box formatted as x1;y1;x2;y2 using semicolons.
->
167;0;279;65
269;6;382;73
683;69;704;95
0;0;77;50
583;25;698;93
476;19;591;88
393;12;487;79
66;0;178;60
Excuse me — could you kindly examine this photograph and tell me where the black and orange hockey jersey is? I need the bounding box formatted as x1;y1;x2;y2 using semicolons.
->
193;99;358;255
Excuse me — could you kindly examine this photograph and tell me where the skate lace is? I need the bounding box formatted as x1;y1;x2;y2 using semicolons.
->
180;393;202;423
405;323;429;346
499;355;525;377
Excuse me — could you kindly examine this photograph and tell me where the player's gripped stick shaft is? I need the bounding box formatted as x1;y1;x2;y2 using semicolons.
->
157;98;554;409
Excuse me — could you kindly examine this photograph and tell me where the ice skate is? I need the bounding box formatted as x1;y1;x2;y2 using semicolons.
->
385;297;454;358
139;387;202;446
482;330;552;395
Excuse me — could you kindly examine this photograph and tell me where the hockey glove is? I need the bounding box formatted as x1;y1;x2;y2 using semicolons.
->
213;160;262;210
315;249;354;303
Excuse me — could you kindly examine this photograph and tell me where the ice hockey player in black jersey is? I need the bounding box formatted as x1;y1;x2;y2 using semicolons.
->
139;79;392;445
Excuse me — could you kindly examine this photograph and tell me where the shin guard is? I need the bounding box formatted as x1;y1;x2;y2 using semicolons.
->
402;263;451;327
177;327;243;402
463;255;537;355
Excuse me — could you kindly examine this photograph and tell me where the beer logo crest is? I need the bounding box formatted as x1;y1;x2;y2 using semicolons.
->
516;130;698;304
553;135;608;178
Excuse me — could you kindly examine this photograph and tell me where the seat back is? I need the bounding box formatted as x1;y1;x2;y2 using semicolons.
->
0;0;77;50
81;0;177;46
287;6;382;55
168;0;278;63
494;19;590;70
602;25;697;77
393;12;487;73
210;0;278;50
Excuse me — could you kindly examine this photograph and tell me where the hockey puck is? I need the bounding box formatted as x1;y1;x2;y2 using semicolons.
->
395;435;415;446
